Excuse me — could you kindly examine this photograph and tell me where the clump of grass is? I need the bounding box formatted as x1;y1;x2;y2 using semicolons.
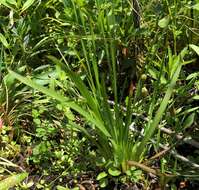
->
1;0;199;189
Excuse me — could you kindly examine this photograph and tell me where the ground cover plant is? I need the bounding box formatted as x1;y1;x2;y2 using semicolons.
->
0;0;199;189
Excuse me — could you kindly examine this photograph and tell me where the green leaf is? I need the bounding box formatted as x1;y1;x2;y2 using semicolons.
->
108;167;121;176
8;70;69;103
6;0;17;5
136;48;187;161
148;68;167;84
0;33;9;48
186;72;199;80
0;173;28;190
0;0;17;10
0;0;17;9
99;178;108;188
189;44;199;56
133;169;142;177
179;106;199;116
193;95;199;100
8;70;110;137
0;157;20;168
21;0;36;13
192;3;199;11
158;16;170;28
47;56;99;114
56;185;69;190
33;70;58;85
96;172;107;180
183;113;195;129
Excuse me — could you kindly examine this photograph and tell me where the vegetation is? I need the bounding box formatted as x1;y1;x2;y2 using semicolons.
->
0;0;199;189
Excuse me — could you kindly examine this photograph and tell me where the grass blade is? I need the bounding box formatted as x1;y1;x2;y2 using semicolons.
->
21;0;36;13
8;70;110;137
135;49;186;161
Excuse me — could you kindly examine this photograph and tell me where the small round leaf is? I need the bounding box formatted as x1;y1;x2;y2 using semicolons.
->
158;16;170;28
108;167;121;177
96;172;107;180
99;178;108;188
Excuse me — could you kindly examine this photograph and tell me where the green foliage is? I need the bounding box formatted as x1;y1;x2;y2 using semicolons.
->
0;0;199;189
9;9;188;176
158;16;170;28
0;172;28;190
189;44;199;56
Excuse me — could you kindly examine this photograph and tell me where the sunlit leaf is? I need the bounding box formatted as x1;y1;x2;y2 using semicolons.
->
0;173;28;190
0;0;18;10
0;157;20;168
183;113;195;129
193;95;199;100
56;185;69;190
21;0;36;13
135;48;187;161
99;178;108;188
8;70;110;137
108;167;121;176
158;16;170;28
6;0;17;5
0;0;17;8
189;44;199;56
0;33;9;48
96;172;107;180
186;72;199;80
192;3;199;11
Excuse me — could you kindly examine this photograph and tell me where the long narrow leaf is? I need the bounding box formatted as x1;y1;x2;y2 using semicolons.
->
0;33;10;49
0;172;28;190
47;56;100;116
135;49;187;161
8;70;110;137
21;0;36;13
